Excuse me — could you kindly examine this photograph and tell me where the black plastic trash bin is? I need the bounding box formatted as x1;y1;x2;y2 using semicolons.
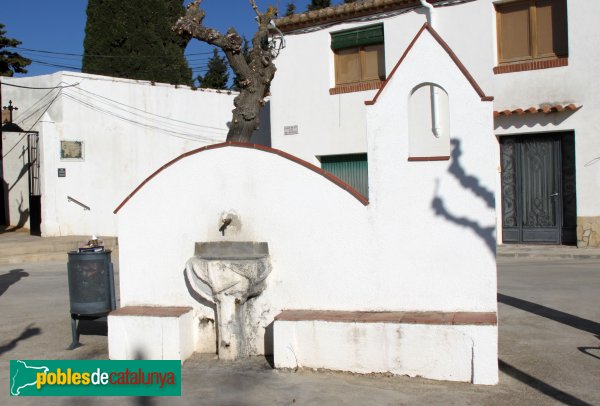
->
67;250;115;349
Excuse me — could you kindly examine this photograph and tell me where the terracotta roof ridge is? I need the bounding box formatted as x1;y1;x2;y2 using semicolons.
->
493;103;580;118
275;0;448;32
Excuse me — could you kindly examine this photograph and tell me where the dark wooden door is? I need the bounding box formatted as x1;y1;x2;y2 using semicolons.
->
501;133;576;244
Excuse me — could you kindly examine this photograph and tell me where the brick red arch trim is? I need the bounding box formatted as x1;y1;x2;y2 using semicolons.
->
114;142;369;214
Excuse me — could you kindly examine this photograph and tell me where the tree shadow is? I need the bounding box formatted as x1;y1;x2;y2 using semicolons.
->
497;293;600;335
448;139;494;208
431;139;496;256
577;333;600;360
0;324;42;356
499;359;593;406
0;194;30;232
0;269;29;297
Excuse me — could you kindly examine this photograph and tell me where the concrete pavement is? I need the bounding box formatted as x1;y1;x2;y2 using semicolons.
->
0;255;598;405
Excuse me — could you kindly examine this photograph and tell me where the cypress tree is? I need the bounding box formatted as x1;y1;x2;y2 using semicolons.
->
198;49;229;90
285;3;296;16
0;24;31;76
82;0;191;85
307;0;331;11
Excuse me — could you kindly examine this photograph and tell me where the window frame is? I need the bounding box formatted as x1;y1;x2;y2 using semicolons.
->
331;24;385;87
333;43;385;86
495;0;568;65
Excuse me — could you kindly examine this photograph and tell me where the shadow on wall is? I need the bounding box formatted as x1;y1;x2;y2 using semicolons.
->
431;139;496;256
9;144;31;193
0;268;29;297
0;192;30;233
0;324;42;356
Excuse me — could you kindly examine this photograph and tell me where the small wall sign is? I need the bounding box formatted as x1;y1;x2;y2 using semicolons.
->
284;125;299;135
58;168;66;177
60;140;84;160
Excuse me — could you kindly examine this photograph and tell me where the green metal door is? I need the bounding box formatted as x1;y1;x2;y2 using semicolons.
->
321;153;369;198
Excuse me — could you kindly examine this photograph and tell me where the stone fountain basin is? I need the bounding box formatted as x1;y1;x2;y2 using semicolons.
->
194;241;269;260
187;242;271;303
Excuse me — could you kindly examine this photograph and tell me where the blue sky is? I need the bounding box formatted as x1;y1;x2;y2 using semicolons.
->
2;0;314;78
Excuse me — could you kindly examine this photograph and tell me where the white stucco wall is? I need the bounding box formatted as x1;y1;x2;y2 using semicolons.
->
365;27;497;313
113;22;497;381
270;0;600;241
3;72;271;236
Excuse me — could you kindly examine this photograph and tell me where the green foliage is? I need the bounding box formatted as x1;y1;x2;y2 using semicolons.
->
82;0;191;85
307;0;331;11
0;24;31;77
197;48;229;89
285;2;297;16
230;38;251;91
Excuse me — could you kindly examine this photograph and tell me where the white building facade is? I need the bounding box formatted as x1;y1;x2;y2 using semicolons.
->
1;71;270;236
270;0;600;247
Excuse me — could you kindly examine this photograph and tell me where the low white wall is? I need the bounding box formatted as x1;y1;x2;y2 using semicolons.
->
274;321;498;384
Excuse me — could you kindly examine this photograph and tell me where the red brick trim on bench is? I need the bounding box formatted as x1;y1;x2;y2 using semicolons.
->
493;57;568;74
110;306;193;317
275;310;497;326
114;142;369;214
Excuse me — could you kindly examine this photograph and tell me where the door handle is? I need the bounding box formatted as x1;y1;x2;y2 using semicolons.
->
549;193;559;197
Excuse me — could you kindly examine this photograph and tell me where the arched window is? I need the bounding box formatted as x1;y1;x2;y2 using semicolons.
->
408;83;450;159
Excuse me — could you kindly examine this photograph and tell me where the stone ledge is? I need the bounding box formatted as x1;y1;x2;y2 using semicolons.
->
275;310;497;325
110;306;193;318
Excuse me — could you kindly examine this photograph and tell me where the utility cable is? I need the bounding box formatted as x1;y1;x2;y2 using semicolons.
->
1;82;80;90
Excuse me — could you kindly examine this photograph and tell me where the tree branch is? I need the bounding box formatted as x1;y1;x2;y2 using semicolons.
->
249;0;261;19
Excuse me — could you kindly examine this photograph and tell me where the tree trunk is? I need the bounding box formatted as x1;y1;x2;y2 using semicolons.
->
173;1;278;144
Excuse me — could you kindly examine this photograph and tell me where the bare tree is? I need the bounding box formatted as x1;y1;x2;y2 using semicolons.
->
173;0;278;143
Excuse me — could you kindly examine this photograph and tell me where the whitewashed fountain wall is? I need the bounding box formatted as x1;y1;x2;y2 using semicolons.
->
113;25;498;384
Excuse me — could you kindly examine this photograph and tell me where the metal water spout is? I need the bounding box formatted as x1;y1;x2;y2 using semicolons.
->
219;218;232;236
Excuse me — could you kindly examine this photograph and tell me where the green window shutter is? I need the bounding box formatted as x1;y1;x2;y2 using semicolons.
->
331;24;384;50
321;153;369;198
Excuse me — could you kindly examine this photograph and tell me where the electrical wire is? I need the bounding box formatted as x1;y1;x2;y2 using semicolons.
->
70;86;231;132
29;59;81;71
1;82;80;90
62;92;224;143
11;45;221;58
2;89;63;159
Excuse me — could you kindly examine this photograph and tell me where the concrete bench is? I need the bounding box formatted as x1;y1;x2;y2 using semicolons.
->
273;310;498;385
108;306;194;363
